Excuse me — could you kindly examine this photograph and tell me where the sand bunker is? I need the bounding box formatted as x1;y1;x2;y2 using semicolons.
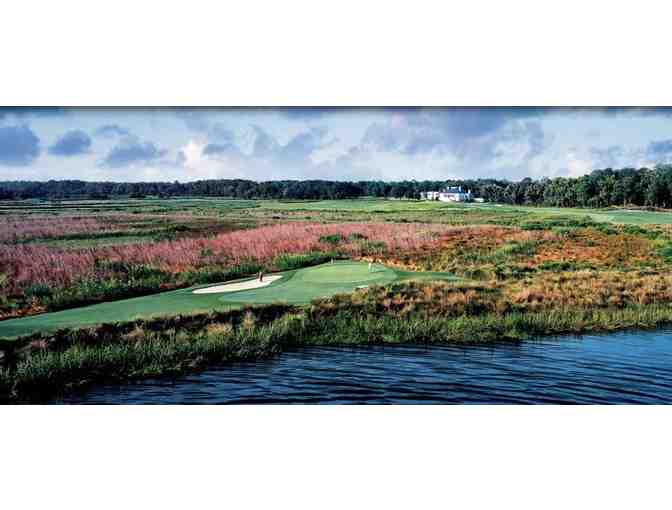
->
193;275;282;294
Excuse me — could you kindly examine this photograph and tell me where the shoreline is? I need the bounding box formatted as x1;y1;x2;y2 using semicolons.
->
2;302;672;402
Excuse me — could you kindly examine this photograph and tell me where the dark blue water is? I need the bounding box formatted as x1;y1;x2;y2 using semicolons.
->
56;329;672;404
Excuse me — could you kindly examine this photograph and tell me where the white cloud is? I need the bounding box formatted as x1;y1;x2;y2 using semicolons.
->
180;140;247;180
565;150;594;177
8;108;672;182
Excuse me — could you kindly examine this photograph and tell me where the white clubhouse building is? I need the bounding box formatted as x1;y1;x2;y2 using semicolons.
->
420;186;474;202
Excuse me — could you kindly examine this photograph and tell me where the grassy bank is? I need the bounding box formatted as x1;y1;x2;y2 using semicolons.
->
2;296;672;402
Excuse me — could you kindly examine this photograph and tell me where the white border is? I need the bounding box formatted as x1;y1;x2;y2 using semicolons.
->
2;1;672;106
2;407;671;509
2;2;672;509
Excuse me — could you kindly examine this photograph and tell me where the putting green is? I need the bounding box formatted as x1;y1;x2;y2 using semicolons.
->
297;263;393;283
0;261;457;340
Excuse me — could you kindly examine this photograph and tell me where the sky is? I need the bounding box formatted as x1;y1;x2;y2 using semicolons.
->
1;107;672;182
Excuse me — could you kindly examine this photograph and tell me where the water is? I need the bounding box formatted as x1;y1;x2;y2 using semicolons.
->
56;329;672;404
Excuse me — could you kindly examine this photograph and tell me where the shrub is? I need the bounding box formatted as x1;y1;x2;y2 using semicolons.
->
494;240;537;257
24;283;53;299
95;260;129;273
658;242;672;263
592;223;617;236
539;261;579;272
347;232;368;241
622;224;660;239
152;224;191;242
358;240;386;254
520;216;594;230
127;265;169;281
493;264;536;280
273;252;337;271
319;234;343;245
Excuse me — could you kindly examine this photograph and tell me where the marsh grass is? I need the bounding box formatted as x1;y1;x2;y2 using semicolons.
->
3;309;303;400
3;288;672;402
297;306;672;346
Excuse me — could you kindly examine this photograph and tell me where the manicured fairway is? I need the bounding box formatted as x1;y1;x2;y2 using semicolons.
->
261;199;672;225
0;261;457;340
7;197;672;225
412;202;672;225
260;198;456;212
511;205;672;225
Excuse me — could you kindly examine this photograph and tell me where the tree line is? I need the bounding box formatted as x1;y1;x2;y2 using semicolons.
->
3;165;672;208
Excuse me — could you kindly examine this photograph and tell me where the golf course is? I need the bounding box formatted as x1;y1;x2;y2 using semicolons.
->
0;261;456;339
6;193;672;402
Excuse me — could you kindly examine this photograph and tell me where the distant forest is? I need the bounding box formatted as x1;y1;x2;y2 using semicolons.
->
4;165;672;208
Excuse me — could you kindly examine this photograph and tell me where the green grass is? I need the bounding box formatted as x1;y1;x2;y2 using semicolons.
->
453;203;672;225
255;199;672;225
33;234;154;248
259;198;456;212
7;197;672;226
0;197;259;215
0;261;457;339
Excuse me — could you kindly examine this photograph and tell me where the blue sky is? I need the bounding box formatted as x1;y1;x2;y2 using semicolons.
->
1;108;672;182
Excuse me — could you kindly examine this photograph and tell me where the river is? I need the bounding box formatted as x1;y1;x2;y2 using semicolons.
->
54;328;672;404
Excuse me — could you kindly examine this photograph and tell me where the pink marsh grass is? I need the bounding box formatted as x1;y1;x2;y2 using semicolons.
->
0;222;456;295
